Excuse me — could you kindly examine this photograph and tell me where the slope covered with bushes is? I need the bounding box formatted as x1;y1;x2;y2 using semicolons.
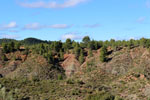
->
1;36;150;100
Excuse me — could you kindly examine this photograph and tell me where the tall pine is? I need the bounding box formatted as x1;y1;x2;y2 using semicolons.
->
100;46;107;62
79;49;84;64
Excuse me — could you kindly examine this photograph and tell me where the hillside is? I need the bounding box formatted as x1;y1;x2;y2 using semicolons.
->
21;38;49;45
0;39;16;45
0;37;48;46
1;37;150;100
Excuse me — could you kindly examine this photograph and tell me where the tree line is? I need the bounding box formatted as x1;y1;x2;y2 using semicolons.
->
1;36;150;64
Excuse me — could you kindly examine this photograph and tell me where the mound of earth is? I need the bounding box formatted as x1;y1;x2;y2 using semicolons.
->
0;51;65;80
5;55;65;80
61;54;80;77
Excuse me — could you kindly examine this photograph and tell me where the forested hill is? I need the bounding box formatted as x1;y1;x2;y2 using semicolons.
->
21;37;49;45
1;36;150;47
0;37;49;45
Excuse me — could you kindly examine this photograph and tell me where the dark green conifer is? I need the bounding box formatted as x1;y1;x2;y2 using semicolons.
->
100;46;107;62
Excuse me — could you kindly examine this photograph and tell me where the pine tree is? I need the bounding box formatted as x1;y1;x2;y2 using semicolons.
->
140;38;147;47
82;36;91;48
15;42;21;50
87;42;93;50
8;42;15;52
2;43;8;53
74;44;80;59
79;49;84;64
88;49;93;57
94;41;99;50
145;39;150;48
72;41;77;48
53;41;62;52
100;46;107;62
127;41;131;49
47;51;54;64
24;47;30;55
39;44;45;55
65;38;72;49
2;54;8;61
82;36;91;44
59;49;64;61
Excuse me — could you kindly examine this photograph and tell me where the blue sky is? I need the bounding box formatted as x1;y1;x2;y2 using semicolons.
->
0;0;150;41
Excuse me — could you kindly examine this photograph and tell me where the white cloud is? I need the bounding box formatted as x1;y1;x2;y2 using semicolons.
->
137;17;145;23
18;0;88;9
23;23;44;30
61;32;83;40
23;23;72;30
0;33;19;39
49;24;72;29
0;22;17;30
84;24;100;28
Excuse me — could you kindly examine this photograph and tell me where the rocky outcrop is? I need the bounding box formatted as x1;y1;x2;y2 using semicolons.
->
61;54;80;77
0;61;18;76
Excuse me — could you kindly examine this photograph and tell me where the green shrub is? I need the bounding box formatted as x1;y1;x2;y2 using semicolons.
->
86;92;115;100
2;54;8;61
0;87;15;100
57;74;63;80
66;79;74;84
114;96;123;100
72;88;81;95
100;46;107;62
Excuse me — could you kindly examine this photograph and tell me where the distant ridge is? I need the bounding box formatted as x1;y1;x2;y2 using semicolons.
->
0;37;49;45
21;37;49;45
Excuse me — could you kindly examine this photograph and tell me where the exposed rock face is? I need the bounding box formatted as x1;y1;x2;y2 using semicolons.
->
0;50;65;80
0;61;18;76
102;47;150;76
61;54;80;77
5;55;64;80
105;52;133;76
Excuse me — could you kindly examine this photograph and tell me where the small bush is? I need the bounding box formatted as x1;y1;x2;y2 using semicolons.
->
2;54;8;61
86;92;115;100
72;88;81;95
66;79;74;84
57;74;63;80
